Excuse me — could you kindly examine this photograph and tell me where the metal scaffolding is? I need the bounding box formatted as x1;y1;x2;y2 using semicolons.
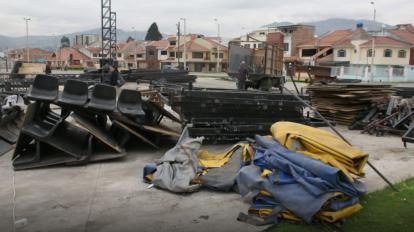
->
101;0;116;58
110;12;117;59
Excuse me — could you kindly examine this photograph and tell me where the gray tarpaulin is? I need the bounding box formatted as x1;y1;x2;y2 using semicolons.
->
152;128;204;193
199;147;243;192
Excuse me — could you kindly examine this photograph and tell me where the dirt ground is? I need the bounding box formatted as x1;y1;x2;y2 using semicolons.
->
0;77;413;232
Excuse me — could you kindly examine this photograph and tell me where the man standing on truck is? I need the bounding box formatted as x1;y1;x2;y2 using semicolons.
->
237;61;248;90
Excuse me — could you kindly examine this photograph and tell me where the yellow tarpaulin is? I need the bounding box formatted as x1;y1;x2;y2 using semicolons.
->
271;122;368;178
197;144;254;168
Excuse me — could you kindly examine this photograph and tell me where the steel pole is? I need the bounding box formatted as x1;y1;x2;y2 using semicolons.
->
214;18;220;73
370;1;376;82
24;18;31;62
180;18;187;70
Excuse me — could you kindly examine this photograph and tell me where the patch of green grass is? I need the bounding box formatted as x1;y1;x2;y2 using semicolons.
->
267;178;414;232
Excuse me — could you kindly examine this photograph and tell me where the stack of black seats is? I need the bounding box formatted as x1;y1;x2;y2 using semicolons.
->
12;75;179;170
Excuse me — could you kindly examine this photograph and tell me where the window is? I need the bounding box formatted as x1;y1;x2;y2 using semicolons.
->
253;44;257;49
259;32;266;35
169;41;177;46
176;52;183;58
93;53;98;57
258;43;265;49
161;51;168;55
149;51;155;56
214;53;224;59
283;43;289;52
117;53;122;58
169;52;175;57
398;50;407;58
192;52;203;59
367;49;374;57
384;49;393;58
301;49;317;57
137;54;143;58
244;44;251;49
337;49;346;58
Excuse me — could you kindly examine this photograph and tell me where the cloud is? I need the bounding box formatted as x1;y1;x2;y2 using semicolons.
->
1;0;413;37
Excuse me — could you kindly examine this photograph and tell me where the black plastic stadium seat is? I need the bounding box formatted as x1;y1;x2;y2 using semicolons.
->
87;84;116;112
21;110;63;139
58;80;89;107
27;75;59;102
117;89;145;117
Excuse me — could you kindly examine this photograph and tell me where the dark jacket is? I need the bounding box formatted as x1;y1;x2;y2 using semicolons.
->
238;65;249;81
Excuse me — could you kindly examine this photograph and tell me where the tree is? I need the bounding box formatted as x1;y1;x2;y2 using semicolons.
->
145;22;163;41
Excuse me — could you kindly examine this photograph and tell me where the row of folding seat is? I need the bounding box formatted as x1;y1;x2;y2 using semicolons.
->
27;75;145;117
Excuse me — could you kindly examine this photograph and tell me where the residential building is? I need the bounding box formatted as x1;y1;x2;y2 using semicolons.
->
7;48;51;62
162;34;228;72
239;28;278;49
277;25;315;60
386;24;414;65
237;25;315;61
297;29;353;64
48;47;93;69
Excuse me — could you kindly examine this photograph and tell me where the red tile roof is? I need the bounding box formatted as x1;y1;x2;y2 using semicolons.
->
148;40;169;49
8;48;51;61
49;47;92;61
387;29;414;45
299;29;353;47
360;36;412;48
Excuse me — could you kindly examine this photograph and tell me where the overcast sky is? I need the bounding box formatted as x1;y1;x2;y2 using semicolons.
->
1;0;413;37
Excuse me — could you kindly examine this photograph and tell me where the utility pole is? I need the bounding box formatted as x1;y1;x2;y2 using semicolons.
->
24;17;31;62
132;26;137;69
180;18;187;70
370;1;376;82
214;18;221;73
177;22;181;69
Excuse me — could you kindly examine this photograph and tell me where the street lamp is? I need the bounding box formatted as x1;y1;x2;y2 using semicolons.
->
23;17;31;62
180;18;187;70
370;1;376;82
214;18;221;73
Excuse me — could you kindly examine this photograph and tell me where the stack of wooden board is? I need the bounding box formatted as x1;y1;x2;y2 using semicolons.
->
307;83;395;125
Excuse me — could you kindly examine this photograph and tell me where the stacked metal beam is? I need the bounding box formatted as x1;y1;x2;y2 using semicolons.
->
170;89;309;142
307;83;395;125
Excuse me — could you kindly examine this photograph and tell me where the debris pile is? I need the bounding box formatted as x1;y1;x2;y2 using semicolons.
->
307;83;395;125
351;96;414;147
0;95;25;156
12;75;180;170
143;122;368;225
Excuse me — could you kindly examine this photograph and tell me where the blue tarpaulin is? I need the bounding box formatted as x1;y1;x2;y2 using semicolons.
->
237;135;365;223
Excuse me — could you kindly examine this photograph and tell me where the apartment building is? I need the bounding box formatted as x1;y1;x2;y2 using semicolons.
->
237;25;315;61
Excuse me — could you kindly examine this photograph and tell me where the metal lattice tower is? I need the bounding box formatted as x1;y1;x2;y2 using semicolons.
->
101;0;112;58
110;12;117;58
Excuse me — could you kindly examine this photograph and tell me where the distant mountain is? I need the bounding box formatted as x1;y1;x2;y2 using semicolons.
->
0;28;148;51
264;18;392;36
